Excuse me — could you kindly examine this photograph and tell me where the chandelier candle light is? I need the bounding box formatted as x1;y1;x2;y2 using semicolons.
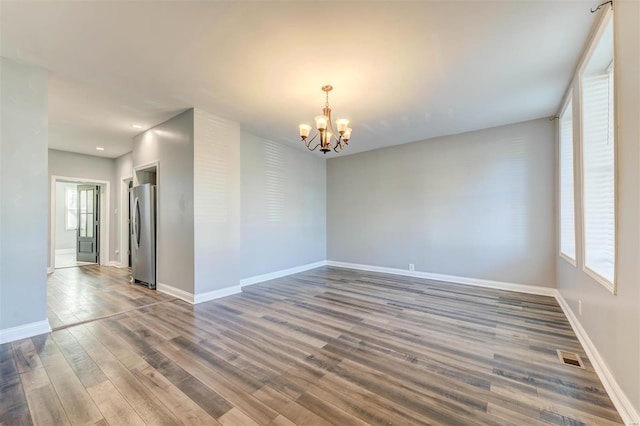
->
299;85;352;154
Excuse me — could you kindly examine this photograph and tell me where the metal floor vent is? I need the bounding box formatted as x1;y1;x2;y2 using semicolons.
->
557;349;585;369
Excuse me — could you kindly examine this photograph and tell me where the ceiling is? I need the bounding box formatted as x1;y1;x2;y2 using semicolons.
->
0;1;596;159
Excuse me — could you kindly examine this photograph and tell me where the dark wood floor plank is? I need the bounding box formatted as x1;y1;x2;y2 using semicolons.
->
68;324;183;425
0;373;32;425
11;339;43;375
21;383;70;426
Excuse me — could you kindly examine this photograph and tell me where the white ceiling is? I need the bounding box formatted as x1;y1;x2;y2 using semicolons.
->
0;1;595;159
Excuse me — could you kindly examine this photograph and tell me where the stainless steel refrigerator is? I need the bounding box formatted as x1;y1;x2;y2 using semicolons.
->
131;184;156;289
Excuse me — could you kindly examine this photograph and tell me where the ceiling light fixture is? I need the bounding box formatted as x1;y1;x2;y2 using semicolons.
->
298;85;352;154
131;124;143;129
96;147;105;151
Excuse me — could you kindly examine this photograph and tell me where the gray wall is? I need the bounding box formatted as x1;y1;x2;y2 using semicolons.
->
328;118;556;287
193;110;241;294
115;152;133;266
55;182;77;250
0;57;49;330
48;149;118;264
241;131;326;278
133;109;195;294
557;1;640;413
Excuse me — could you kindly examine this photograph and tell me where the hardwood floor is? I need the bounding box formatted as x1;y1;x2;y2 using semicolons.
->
47;265;174;329
2;266;623;425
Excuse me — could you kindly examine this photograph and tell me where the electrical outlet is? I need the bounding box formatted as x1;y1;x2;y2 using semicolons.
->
409;264;415;271
578;300;582;316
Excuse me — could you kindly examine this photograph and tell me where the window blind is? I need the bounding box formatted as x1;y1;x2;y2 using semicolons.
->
559;99;575;260
582;69;615;284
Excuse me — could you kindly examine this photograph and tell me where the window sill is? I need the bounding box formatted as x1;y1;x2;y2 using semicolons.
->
559;252;577;267
583;265;616;295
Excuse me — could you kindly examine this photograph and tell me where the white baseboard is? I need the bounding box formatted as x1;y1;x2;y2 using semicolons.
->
107;261;128;268
194;285;243;304
326;261;557;297
555;294;640;425
239;261;328;287
0;320;51;344
157;282;194;304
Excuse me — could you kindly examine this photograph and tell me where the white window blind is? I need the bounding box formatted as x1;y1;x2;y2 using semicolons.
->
581;21;615;287
559;98;575;261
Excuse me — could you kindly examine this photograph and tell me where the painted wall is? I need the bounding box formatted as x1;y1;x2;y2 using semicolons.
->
133;109;195;294
48;149;118;264
327;118;556;288
193;110;241;294
55;182;77;250
240;131;326;278
556;1;640;415
115;152;133;266
0;57;49;331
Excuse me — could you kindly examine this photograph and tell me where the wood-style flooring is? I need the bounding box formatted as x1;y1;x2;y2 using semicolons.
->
2;266;623;425
47;265;174;329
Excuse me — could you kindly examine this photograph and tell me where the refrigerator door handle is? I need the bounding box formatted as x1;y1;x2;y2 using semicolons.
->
134;197;141;248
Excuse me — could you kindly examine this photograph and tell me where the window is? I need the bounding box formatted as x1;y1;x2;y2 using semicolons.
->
581;16;615;291
559;95;576;263
65;186;78;230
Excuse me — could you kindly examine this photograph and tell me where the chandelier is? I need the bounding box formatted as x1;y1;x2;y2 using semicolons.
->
298;85;352;154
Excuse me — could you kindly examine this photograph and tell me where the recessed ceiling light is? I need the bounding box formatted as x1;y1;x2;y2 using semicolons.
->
131;124;143;129
96;147;105;151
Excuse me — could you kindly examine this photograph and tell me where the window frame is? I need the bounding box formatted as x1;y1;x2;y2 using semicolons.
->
558;90;577;267
65;186;78;231
577;8;617;294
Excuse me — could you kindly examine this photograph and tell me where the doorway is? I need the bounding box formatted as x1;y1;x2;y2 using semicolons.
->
50;176;110;270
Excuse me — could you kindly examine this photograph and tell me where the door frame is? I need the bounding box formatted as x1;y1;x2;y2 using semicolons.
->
50;175;110;270
120;176;133;268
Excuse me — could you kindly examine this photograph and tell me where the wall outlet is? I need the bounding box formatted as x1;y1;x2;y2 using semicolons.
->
578;300;582;316
409;264;415;271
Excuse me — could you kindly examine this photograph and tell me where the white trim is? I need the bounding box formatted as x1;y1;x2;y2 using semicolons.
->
157;282;194;304
0;320;51;344
583;265;616;294
156;282;243;305
577;8;618;295
555;293;639;425
120;176;133;269
194;286;243;304
47;267;54;274
107;261;123;268
50;176;110;270
326;261;557;297
239;261;328;287
559;252;577;268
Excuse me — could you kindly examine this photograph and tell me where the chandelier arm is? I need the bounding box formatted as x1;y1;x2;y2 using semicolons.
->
333;138;347;153
308;142;322;151
332;138;342;152
304;132;319;148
